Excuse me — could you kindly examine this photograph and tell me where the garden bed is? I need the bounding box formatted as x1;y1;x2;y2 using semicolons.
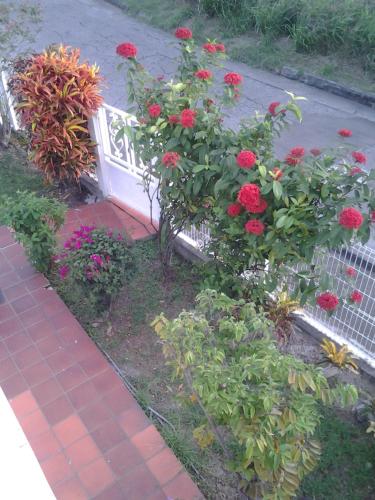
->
54;238;375;500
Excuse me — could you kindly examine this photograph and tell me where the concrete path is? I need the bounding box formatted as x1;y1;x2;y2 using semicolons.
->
25;0;375;166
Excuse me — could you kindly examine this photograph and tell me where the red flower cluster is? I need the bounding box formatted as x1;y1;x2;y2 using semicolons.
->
237;183;261;210
352;151;367;164
350;167;363;176
285;146;305;166
202;43;216;53
338;207;363;229
180;109;197;128
194;69;212;80
345;266;356;278
175;27;192;40
227;203;242;217
162;151;180;168
215;43;225;52
273;167;283;180
224;72;243;86
372;210;375;222
236;150;257;169
350;290;362;304
338;128;352;137
310;148;321;157
245;219;265;236
316;292;339;311
268;101;285;116
116;42;137;59
148;104;162;118
247;198;267;214
168;114;179;125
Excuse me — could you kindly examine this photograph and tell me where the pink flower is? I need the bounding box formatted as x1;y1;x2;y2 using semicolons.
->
227;203;242;217
338;128;352;137
350;167;363;176
194;69;212;81
310;148;321;157
148;104;162;118
236;150;257;169
224;72;243;86
215;43;225;52
350;290;362;304
268;102;285;116
338;207;363;230
175;27;192;40
316;292;339;311
90;254;103;266
345;266;357;278
351;151;367;164
244;219;265;236
202;43;216;53
58;264;70;279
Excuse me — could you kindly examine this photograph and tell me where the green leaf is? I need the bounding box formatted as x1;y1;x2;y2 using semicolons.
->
273;181;283;200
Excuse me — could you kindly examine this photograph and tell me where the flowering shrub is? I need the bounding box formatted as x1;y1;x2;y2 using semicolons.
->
153;289;358;498
117;28;374;303
55;226;135;308
11;46;103;182
0;191;65;272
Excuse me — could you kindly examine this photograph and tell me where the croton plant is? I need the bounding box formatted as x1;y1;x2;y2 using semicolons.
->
117;29;374;309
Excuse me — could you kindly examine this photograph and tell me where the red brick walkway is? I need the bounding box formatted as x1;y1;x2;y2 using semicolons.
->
0;202;202;500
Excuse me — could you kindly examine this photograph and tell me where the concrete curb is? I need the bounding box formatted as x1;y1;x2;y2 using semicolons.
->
279;67;375;108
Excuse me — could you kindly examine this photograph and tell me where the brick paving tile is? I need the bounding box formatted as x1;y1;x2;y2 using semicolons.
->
78;457;115;496
0;225;202;500
132;425;166;460
53;414;87;447
52;476;88;500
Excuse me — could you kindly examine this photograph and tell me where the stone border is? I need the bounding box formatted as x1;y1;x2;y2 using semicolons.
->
279;67;375;108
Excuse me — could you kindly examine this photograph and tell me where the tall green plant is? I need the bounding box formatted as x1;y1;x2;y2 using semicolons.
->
153;289;358;499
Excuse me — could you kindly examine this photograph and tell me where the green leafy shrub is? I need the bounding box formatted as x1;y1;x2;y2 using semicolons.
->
55;226;136;309
153;289;358;498
0;191;65;272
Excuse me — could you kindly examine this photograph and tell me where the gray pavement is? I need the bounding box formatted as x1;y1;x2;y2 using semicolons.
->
27;0;375;165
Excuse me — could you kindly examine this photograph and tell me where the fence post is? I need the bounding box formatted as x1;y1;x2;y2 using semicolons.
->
88;108;111;197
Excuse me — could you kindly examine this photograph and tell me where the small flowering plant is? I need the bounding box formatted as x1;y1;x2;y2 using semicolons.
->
55;226;135;308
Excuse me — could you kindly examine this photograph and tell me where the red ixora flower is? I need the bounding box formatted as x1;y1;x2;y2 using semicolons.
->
316;292;339;311
338;128;352;137
236;150;257;169
246;198;268;214
268;101;285;116
345;266;357;278
237;183;261;210
116;42;137;59
285;146;305;166
339;207;363;229
245;219;265;236
227;203;242;217
180;109;197;128
350;290;362;304
350;166;363;176
203;42;216;53
168;114;179;125
371;210;375;222
162;152;180;168
148;104;161;118
224;72;243;86
273;167;283;180
310;148;321;157
175;27;192;40
351;151;367;164
215;43;225;52
194;69;212;80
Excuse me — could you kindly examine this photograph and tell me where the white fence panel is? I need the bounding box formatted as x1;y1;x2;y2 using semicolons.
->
90;104;160;221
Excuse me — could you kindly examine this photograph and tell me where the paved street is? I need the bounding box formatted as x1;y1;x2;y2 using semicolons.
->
25;0;375;166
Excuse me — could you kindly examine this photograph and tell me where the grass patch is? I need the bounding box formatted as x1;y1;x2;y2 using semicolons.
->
300;406;375;500
0;142;44;200
116;0;375;93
